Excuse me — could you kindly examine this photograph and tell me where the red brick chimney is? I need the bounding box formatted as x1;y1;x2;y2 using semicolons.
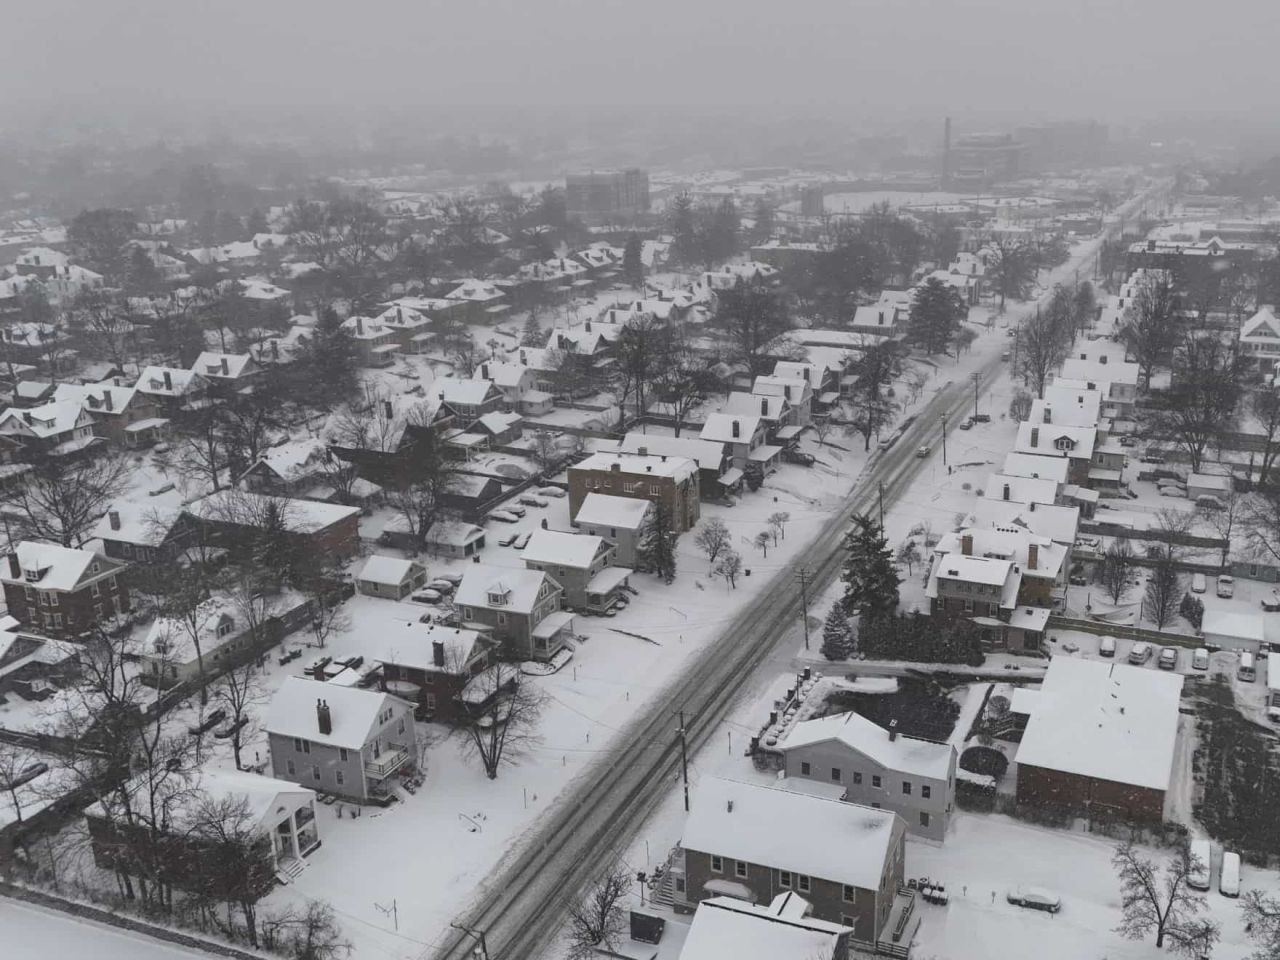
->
1027;543;1039;570
317;699;332;736
961;533;973;556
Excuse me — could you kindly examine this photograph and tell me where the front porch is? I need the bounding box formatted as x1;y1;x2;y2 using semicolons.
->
365;742;411;780
585;567;631;614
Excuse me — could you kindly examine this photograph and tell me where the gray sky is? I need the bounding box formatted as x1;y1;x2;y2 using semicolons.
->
2;0;1272;119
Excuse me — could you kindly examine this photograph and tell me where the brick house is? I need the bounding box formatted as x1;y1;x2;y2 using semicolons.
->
521;529;630;614
188;491;361;567
372;624;498;724
92;502;190;566
569;451;700;533
454;565;574;660
777;712;956;841
607;432;732;498
265;676;418;803
0;542;130;639
1013;657;1182;822
673;778;911;951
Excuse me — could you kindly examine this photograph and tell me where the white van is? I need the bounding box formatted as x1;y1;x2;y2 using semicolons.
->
1099;636;1117;658
1188;839;1212;891
1129;641;1153;665
1219;851;1241;897
1191;573;1207;594
1192;648;1210;671
1238;652;1257;683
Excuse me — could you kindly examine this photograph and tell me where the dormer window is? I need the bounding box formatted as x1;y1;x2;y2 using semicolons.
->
488;591;506;606
23;568;41;583
1054;436;1074;452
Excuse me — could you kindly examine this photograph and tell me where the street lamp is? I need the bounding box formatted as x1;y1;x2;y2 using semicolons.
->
940;413;948;467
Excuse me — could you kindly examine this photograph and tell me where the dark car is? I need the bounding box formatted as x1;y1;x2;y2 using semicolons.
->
783;449;816;466
972;413;991;423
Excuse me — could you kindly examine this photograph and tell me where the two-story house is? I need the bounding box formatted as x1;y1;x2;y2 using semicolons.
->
1013;422;1096;487
0;542;130;638
355;555;429;600
1240;306;1280;373
92;502;190;567
606;433;732;498
265;676;418;803
752;375;813;427
700;414;779;478
521;529;630;615
339;316;401;368
53;381;167;448
472;361;553;416
454;565;573;660
372;623;497;723
238;438;331;496
0;399;98;457
568;452;700;533
572;493;654;568
374;304;435;354
724;392;790;442
433;377;505;427
678;894;853;960
192;352;263;394
133;366;210;416
674;778;911;952
778;712;956;841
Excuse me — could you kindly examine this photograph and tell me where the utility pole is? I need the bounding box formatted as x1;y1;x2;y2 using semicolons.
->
678;710;690;812
796;567;811;649
450;922;491;960
940;413;948;467
877;481;885;529
969;372;980;419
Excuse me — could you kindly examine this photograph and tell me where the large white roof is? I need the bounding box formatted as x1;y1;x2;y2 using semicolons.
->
522;529;605;569
700;413;762;445
617;432;725;472
1015;658;1182;791
91;501;184;546
357;554;422;586
1001;452;1070;483
681;778;899;891
780;711;953;780
189;491;359;534
679;896;849;960
371;623;487;673
572;451;697;481
4;542;103;591
265;676;409;750
573;492;653;530
455;565;557;616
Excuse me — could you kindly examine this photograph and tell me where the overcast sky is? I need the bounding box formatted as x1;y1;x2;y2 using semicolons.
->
2;0;1271;121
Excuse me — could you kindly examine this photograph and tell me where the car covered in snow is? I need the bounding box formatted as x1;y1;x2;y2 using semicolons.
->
411;588;443;605
488;509;519;523
1007;886;1061;913
519;495;549;508
498;531;519;547
916;444;931;458
538;487;567;498
1216;575;1235;598
513;531;532;549
427;579;455;595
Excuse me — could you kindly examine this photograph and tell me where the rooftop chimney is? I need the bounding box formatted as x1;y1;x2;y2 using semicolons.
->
432;640;445;668
108;510;120;531
356;316;364;335
317;699;332;736
961;533;973;556
1002;483;1010;501
220;357;229;375
1099;355;1108;365
888;719;899;742
519;349;527;366
1027;543;1039;570
637;446;648;456
727;800;734;813
1030;427;1040;447
7;553;19;580
103;390;113;412
272;339;280;360
163;370;172;391
382;399;393;418
783;384;791;400
482;363;490;380
761;397;769;416
731;419;740;439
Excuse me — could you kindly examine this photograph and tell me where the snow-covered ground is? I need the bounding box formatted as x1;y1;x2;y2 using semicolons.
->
0;899;212;960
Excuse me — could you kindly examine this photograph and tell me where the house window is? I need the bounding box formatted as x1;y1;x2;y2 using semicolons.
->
90;582;100;597
52;613;62;627
922;785;931;799
497;612;507;626
311;765;320;781
963;598;974;614
853;771;862;785
462;607;474;620
49;592;59;607
339;748;348;762
286;759;296;775
842;915;856;928
831;767;842;783
398;717;406;735
800;761;811;776
710;855;723;874
797;875;810;893
734;861;748;879
903;781;912;796
23;587;33;601
217;620;232;638
121;543;132;557
779;870;792;888
871;802;881;809
872;775;881;788
336;770;345;786
920;812;931;828
843;885;856;903
534;637;548;651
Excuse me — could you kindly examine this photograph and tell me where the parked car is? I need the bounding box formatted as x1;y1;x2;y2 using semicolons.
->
498;531;519;546
1159;486;1186;497
519;495;549;508
538;487;567;498
1156;477;1183;489
1188;839;1212;891
411;589;443;605
958;418;974;430
1261;591;1280;612
972;413;991;423
488;509;519;523
1129;641;1153;665
1119;436;1138;447
878;436;897;451
1216;575;1235;599
1069;574;1088;586
505;504;527;518
1195;495;1224;511
1140;453;1167;464
1220;852;1241;897
435;572;465;586
1158;647;1179;670
427;579;456;595
1191;573;1206;594
916;444;931;458
1007;887;1062;913
1099;636;1117;658
1192;648;1210;671
783;448;816;466
513;531;532;549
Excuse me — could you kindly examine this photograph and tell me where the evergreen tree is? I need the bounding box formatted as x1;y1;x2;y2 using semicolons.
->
668;193;699;266
907;277;965;356
297;307;357;407
840;513;901;621
751;198;776;243
622;233;644;288
706;198;739;263
246;208;269;236
821;604;855;661
521;310;544;347
637;502;677;584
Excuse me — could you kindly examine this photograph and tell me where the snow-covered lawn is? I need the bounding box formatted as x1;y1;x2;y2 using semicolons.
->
0;899;212;960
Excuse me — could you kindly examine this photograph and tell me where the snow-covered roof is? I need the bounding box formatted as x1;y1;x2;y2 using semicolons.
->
968;499;1080;547
936;527;1065;580
983;473;1059;507
1015;658;1182;792
1200;609;1265;643
136;365;204;397
682;778;899;891
476;411;522;435
455;565;559;616
1241;306;1280;343
1057;357;1139;388
3;542;103;591
91;501;184;546
725;391;788;420
376;304;432;329
1001;452;1070;483
522;530;606;569
473;361;532;389
780;711;953;780
1007;606;1051;632
246;438;329;484
265;676;411;750
0;400;89;438
143;597;239;664
445;280;504;302
372;623;488;673
573;492;653;530
434;376;498;407
357;555;423;586
189;491;359;534
1029;397;1101;430
53;381;139;415
679;895;850;960
700;413;763;445
572;451;698;481
1187;473;1231;492
193;352;256;379
1015;421;1097;461
615;432;726;472
931;553;1013;586
752;375;810;401
771;360;830;388
423;520;485;547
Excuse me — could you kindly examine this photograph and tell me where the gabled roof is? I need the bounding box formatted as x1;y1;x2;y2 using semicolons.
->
455;565;559;616
473;361;532;389
751;375;810;401
357;555;423;586
244;438;329;483
445;280;504;302
193;352;256;379
615;432;726;472
700;413;762;445
91;501;184;546
571;451;698;481
0;400;90;438
574;492;653;530
780;711;953;780
522;530;607;569
434;376;499;407
53;381;139;415
136;366;205;397
189;491;359;534
1001;452;1070;483
682;778;899;891
1241;306;1280;341
376;304;431;329
266;676;411;750
1015;421;1097;460
371;623;488;674
680;896;850;960
771;360;831;388
2;542;104;591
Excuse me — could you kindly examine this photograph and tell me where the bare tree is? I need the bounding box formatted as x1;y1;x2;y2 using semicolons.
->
713;549;743;589
753;530;772;556
1100;538;1134;604
456;666;545;780
1147;333;1241;473
694;517;731;563
652;346;718;437
1120;273;1178;391
566;865;631;960
1008;387;1033;421
1241;889;1280;960
1;453;130;546
1113;841;1219;956
767;511;790;543
1196;489;1247;568
261;899;352;960
214;659;264;772
895;540;922;576
1143;546;1182;630
184;792;276;945
1016;304;1069;398
811;415;834;447
0;739;43;827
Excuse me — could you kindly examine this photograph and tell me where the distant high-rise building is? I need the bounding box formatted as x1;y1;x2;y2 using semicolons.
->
799;186;826;217
948;133;1025;185
1015;121;1108;169
565;169;650;216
